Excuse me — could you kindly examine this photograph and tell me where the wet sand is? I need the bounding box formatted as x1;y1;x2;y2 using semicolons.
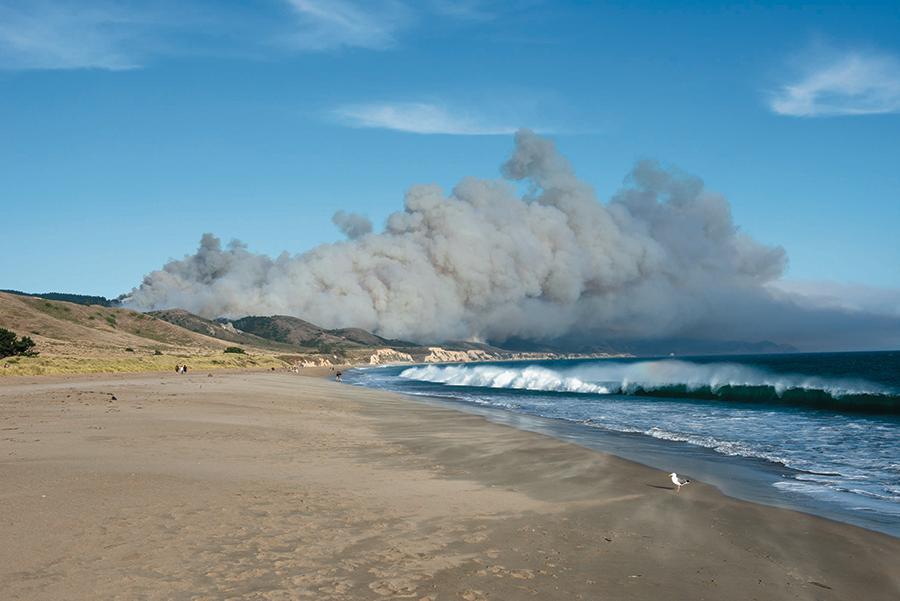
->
1;371;898;600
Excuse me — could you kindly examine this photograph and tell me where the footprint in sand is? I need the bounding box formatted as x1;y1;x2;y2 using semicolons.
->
369;579;419;597
509;569;535;580
460;590;487;601
482;565;536;580
463;532;488;544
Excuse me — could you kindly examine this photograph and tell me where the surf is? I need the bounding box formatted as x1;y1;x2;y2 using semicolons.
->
398;359;900;414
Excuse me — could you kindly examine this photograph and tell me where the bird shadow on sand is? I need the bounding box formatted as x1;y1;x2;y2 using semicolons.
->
646;484;676;490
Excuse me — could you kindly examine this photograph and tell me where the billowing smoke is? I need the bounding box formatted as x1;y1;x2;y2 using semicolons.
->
125;130;900;350
331;210;372;239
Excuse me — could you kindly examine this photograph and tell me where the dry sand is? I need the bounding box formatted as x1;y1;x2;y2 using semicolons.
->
1;371;898;600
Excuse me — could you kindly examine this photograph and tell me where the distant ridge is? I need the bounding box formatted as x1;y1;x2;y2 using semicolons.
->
2;290;798;360
1;289;121;308
153;312;594;362
499;335;797;357
614;338;798;357
3;287;805;379
0;291;621;376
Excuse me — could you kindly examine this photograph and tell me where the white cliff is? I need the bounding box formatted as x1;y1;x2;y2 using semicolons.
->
368;348;414;365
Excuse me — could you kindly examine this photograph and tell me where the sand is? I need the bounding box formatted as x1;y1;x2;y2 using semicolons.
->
1;371;898;600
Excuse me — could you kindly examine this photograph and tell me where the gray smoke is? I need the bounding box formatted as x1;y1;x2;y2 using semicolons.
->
125;130;900;350
331;210;373;239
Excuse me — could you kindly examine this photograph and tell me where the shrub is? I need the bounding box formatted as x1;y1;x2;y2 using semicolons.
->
125;347;135;352
153;350;163;356
0;328;38;359
105;315;117;327
224;346;246;354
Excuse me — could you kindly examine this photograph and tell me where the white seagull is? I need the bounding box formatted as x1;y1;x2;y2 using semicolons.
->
670;472;691;492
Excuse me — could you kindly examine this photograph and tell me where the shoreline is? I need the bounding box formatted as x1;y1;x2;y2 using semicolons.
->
386;388;900;537
348;361;900;538
2;371;898;599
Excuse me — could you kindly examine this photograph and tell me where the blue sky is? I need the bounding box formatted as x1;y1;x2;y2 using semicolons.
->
2;0;899;298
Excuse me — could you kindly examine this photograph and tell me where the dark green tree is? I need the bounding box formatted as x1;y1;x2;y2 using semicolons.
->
0;328;38;358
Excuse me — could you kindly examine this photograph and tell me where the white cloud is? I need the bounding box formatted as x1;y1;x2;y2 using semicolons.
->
283;0;411;51
331;101;519;135
0;1;157;70
770;51;900;117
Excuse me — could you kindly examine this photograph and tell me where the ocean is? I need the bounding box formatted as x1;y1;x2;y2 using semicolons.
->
345;351;900;537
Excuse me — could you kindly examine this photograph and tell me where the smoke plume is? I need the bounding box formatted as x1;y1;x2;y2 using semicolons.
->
331;210;373;239
125;130;900;350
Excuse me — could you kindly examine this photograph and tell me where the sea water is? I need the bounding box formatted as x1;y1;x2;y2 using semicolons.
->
345;351;900;537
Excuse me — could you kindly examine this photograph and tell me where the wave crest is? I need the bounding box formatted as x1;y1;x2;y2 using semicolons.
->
400;364;610;394
398;360;900;413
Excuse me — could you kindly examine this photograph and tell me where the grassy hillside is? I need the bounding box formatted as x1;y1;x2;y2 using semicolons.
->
1;289;119;307
0;293;287;376
229;315;415;352
149;309;299;352
231;315;328;346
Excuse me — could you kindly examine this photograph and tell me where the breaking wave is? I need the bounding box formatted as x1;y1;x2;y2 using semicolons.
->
398;360;900;414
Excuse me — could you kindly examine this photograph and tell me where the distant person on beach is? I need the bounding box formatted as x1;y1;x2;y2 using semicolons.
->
335;372;342;382
175;364;181;374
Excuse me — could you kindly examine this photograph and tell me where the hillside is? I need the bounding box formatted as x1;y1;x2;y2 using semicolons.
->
148;309;300;352
0;292;284;375
1;289;120;307
230;315;326;346
0;292;622;375
0;293;502;375
229;315;416;351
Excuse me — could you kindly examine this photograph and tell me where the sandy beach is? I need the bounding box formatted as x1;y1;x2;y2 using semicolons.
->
1;371;898;600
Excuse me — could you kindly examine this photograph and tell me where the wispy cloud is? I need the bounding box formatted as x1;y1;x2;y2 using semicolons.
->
331;101;520;135
0;1;509;70
0;1;154;70
769;50;900;117
282;0;412;51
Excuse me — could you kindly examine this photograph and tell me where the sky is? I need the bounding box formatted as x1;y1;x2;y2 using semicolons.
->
2;0;899;303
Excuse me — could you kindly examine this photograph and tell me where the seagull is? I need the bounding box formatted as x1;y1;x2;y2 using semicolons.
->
670;472;691;492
